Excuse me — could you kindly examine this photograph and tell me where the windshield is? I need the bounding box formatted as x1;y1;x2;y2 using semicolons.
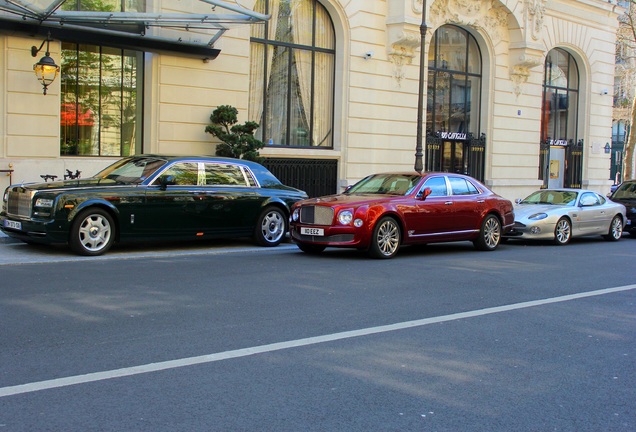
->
613;182;636;200
346;174;420;196
93;157;168;184
520;190;578;206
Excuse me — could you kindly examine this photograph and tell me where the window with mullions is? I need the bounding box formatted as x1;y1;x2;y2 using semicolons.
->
540;48;579;145
426;25;482;136
249;0;335;148
59;0;144;157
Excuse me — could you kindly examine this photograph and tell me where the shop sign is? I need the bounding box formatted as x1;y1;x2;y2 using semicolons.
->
438;131;467;140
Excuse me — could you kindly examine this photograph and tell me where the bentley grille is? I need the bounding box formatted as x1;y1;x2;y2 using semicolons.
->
299;206;334;225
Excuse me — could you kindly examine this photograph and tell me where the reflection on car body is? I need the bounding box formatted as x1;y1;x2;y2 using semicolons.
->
1;155;308;255
504;189;626;245
290;172;514;259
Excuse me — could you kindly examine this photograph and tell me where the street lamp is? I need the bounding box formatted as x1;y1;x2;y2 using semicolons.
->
414;1;428;173
32;32;60;96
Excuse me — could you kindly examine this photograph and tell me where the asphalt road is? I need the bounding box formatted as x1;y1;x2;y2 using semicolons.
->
0;235;635;431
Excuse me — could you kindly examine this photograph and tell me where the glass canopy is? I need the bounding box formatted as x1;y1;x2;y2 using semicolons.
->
0;0;269;50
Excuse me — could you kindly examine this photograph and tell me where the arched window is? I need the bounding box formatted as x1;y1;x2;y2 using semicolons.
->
426;25;483;179
249;0;335;148
540;48;580;188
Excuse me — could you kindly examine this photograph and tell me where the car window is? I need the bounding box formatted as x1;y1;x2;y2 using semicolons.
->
95;157;167;184
205;163;250;186
580;192;601;206
422;177;447;196
614;182;636;199
347;174;420;195
448;177;478;195
162;162;199;186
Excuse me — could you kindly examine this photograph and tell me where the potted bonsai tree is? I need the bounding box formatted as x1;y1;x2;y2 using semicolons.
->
205;105;265;163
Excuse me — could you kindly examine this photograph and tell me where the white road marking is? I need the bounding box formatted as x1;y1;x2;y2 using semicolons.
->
1;284;634;398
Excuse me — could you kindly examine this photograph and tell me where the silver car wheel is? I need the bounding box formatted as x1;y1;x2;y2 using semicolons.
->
255;207;286;246
605;216;623;241
483;216;500;249
70;208;115;256
554;218;571;245
369;217;400;259
474;214;501;251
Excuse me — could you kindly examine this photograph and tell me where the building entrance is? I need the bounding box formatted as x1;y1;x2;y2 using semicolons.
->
441;141;468;174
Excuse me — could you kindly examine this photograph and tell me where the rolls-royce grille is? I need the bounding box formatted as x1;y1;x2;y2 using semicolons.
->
299;206;334;225
7;191;33;217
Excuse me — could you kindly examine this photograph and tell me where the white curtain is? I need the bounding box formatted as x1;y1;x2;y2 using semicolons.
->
291;0;313;143
249;0;279;133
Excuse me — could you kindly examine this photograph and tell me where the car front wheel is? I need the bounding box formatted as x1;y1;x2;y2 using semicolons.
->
368;217;401;259
473;214;501;251
69;208;115;256
254;206;286;247
553;217;571;245
603;215;623;241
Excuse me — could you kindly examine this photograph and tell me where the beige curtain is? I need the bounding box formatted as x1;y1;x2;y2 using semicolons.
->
249;0;280;129
291;0;313;143
312;4;335;147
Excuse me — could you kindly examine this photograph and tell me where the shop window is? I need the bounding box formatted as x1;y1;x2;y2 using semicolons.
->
59;0;144;157
249;0;335;148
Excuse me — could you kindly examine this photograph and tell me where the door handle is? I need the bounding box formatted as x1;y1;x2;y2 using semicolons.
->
445;201;453;205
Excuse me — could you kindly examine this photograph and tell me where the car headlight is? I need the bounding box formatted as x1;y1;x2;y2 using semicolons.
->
292;208;300;222
528;213;548;220
338;210;353;225
35;198;54;208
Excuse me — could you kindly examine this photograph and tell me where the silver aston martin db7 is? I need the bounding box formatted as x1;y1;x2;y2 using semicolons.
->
503;189;626;245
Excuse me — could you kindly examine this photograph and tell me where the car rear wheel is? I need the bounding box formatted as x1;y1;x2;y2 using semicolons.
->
254;206;286;247
297;243;326;255
603;215;623;241
473;214;501;251
368;217;401;259
69;208;115;256
553;217;571;245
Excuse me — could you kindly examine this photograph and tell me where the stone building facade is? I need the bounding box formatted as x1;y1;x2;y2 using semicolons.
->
0;0;623;199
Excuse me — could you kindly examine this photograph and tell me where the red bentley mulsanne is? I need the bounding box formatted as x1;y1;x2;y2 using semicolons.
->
290;172;514;259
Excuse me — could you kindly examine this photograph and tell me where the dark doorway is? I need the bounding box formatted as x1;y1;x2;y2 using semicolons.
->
441;141;468;174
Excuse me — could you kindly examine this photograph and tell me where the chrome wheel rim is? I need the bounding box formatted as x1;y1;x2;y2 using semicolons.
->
555;219;570;244
78;214;112;252
376;220;400;256
483;217;501;249
611;217;623;239
261;210;284;244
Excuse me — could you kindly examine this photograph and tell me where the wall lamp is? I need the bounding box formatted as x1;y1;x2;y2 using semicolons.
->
31;32;59;95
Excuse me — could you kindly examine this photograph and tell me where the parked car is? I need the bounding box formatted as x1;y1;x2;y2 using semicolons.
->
1;155;308;255
608;179;636;236
503;189;626;245
289;172;514;259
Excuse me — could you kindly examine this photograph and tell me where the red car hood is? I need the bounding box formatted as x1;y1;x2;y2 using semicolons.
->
300;193;401;207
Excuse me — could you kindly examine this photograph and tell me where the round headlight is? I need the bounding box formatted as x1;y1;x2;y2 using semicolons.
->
353;218;363;227
338;210;353;225
529;213;548;220
292;208;300;222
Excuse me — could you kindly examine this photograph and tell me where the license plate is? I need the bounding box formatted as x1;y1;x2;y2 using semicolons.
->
3;220;21;230
300;227;324;236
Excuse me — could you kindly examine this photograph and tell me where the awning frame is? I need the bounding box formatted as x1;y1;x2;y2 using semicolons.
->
0;0;269;59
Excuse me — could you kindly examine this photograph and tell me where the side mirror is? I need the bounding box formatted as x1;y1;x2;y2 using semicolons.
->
515;198;522;204
418;187;432;200
158;175;176;190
